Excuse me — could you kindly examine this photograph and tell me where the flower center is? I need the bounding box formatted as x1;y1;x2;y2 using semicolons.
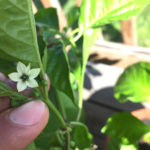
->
20;74;29;81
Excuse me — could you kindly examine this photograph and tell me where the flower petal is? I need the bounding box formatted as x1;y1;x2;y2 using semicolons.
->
17;81;27;92
17;62;27;74
8;72;20;82
27;79;38;88
25;64;31;74
29;68;40;79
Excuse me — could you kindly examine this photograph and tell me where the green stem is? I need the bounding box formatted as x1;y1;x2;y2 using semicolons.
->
45;98;66;128
66;129;70;150
69;28;80;38
27;0;66;128
76;71;84;121
73;32;82;42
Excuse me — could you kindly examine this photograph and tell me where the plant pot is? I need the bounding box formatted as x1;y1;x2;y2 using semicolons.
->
103;108;150;150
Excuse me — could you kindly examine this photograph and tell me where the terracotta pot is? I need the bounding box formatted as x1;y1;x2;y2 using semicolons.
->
132;108;150;123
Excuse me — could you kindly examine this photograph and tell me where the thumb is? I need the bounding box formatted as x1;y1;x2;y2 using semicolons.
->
0;100;49;150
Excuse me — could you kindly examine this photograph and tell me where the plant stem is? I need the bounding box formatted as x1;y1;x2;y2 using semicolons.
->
69;28;80;38
45;97;66;128
28;0;66;128
66;129;70;150
73;32;82;42
76;71;84;121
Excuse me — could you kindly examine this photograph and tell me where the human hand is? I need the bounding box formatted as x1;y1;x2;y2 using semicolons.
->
0;73;49;150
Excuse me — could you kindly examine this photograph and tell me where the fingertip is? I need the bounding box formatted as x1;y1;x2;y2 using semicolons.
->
0;100;49;150
9;100;47;126
0;73;7;81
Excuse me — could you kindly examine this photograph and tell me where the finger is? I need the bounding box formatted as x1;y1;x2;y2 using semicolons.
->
0;100;49;150
0;73;7;81
0;97;10;113
0;73;11;112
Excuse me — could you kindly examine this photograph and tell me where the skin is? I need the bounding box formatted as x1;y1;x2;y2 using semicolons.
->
0;73;50;150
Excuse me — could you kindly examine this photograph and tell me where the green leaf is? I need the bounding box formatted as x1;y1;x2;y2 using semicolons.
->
0;80;24;98
56;90;84;121
0;0;39;63
120;144;138;150
71;122;93;149
106;137;120;150
32;0;43;9
35;88;85;150
143;132;150;142
0;58;15;74
82;29;100;68
67;7;80;27
49;147;62;150
0;80;30;107
35;114;61;150
42;47;48;72
35;8;59;29
68;49;82;85
114;62;150;103
101;112;150;145
46;42;75;102
79;0;150;29
106;137;138;150
37;35;46;57
25;142;36;150
77;28;100;107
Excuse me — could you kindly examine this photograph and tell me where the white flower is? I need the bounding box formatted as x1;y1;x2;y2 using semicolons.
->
8;62;40;92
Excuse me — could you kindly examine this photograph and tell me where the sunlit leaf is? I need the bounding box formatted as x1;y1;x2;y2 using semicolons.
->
71;122;93;149
101;112;150;145
79;0;150;30
0;0;39;63
114;62;150;103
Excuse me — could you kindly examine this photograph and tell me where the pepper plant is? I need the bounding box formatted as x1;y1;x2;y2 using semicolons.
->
0;0;150;149
102;62;150;150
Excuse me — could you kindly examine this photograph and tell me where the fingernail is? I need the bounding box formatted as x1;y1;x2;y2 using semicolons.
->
10;100;45;125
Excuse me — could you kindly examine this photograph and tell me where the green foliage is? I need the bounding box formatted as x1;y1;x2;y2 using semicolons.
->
32;0;43;9
120;144;138;150
71;122;93;149
0;79;31;107
102;112;150;146
114;62;150;103
137;4;150;47
46;41;75;102
67;7;80;27
0;80;29;101
107;138;138;150
102;23;122;42
0;0;39;64
1;0;150;149
79;0;149;29
0;58;16;74
35;8;59;29
25;142;36;150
